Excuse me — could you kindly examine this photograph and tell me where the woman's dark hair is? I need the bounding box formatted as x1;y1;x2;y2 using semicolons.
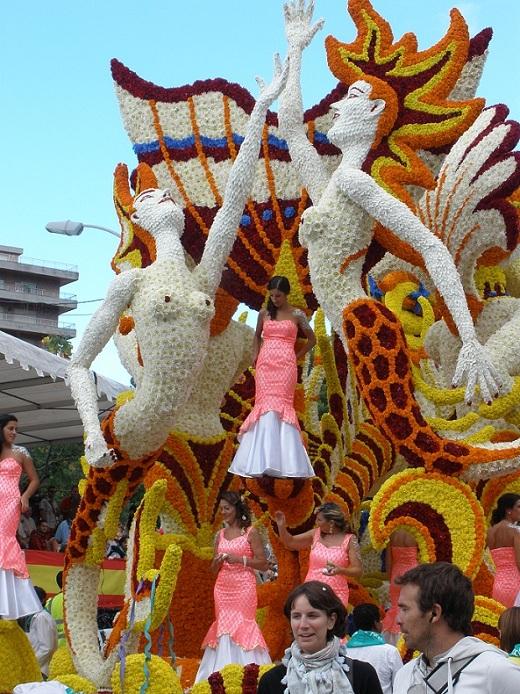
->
352;603;381;631
266;275;290;319
491;494;520;525
498;606;520;652
284;581;348;639
221;491;252;529
316;502;350;532
0;414;18;446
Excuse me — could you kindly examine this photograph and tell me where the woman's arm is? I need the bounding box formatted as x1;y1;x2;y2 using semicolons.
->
279;1;329;203
294;309;316;360
252;310;266;365
513;528;520;572
224;527;269;571
327;536;363;578
210;531;226;574
338;167;503;404
20;452;39;514
274;510;314;550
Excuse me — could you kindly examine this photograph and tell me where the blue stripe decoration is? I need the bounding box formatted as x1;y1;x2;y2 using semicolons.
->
133;131;322;155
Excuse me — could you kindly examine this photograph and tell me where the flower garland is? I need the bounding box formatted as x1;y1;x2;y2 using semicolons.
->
369;468;486;578
472;595;503;646
477;471;520;520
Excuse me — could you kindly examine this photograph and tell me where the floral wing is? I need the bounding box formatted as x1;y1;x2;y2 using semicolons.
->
111;58;345;312
417;105;520;303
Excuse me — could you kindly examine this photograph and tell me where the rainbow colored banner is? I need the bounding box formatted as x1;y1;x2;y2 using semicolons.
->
25;550;125;608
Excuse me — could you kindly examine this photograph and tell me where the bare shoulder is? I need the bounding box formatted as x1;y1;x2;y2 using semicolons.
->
248;525;261;539
291;307;311;325
13;444;31;461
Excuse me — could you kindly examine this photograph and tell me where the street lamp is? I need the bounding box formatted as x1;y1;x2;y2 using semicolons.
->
45;220;120;238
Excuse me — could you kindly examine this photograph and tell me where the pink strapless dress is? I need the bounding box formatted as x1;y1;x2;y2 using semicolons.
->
195;528;271;682
304;529;353;606
491;547;520;607
382;546;419;639
0;457;41;619
229;319;313;478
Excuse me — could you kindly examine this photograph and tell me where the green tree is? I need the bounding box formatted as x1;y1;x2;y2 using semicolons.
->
41;335;73;359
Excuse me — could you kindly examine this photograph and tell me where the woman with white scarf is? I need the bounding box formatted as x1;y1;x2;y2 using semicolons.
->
257;581;382;694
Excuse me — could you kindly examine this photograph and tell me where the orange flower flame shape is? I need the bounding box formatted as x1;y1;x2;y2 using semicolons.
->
326;0;486;207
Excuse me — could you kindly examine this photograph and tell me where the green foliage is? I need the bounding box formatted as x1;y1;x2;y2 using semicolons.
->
28;441;84;500
41;335;73;359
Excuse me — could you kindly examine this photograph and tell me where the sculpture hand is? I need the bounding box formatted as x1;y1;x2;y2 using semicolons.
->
84;432;117;468
283;0;324;52
452;337;503;405
256;53;289;105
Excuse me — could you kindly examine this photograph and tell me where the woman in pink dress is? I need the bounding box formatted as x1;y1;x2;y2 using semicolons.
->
195;491;271;682
0;413;41;619
381;529;419;645
487;493;520;607
229;276;315;478
275;502;363;605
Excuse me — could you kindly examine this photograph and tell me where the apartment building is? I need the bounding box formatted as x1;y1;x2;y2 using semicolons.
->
0;244;78;345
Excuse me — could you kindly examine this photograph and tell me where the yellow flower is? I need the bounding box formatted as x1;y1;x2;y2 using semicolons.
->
49;645;76;679
369;468;485;577
57;674;97;693
0;621;41;690
111;654;182;694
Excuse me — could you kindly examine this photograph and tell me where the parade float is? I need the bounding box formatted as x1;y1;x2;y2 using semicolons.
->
4;1;520;692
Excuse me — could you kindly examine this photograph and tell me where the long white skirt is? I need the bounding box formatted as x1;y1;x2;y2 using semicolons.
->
0;567;41;619
229;410;314;478
195;634;271;683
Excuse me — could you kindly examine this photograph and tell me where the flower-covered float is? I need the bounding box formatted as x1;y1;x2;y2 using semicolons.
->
11;1;520;692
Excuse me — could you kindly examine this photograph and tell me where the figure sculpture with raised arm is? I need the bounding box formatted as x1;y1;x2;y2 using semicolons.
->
64;59;288;688
69;58;288;469
278;0;520;476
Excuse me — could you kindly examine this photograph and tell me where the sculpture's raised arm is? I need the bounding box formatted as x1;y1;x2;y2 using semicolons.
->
196;57;289;296
338;167;503;404
278;0;329;203
69;270;138;466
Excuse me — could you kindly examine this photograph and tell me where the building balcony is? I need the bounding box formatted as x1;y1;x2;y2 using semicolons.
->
0;280;77;313
0;312;76;339
0;255;78;286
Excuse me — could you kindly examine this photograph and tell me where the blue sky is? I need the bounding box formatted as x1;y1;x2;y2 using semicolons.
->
1;0;519;384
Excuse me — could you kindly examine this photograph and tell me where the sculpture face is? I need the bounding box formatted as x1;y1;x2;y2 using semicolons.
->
327;80;385;150
131;187;185;235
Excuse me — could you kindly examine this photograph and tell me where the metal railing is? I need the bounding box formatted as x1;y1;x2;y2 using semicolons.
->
0;313;75;331
0;255;77;273
0;280;76;301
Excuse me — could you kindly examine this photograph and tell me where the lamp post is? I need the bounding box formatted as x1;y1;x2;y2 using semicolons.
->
45;220;119;238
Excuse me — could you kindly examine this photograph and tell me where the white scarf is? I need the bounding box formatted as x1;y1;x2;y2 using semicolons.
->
282;636;355;694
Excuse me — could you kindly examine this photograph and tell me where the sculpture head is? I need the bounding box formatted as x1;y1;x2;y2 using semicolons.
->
130;187;185;236
328;80;386;152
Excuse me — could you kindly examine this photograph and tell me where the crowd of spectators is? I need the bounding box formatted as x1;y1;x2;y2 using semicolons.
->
16;485;127;559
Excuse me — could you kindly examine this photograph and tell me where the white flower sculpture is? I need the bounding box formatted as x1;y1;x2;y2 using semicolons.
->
279;1;507;407
69;60;288;467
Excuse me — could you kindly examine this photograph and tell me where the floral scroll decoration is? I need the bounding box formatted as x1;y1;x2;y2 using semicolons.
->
369;468;486;578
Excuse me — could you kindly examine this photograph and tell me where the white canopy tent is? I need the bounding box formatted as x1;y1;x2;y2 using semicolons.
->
0;331;128;446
